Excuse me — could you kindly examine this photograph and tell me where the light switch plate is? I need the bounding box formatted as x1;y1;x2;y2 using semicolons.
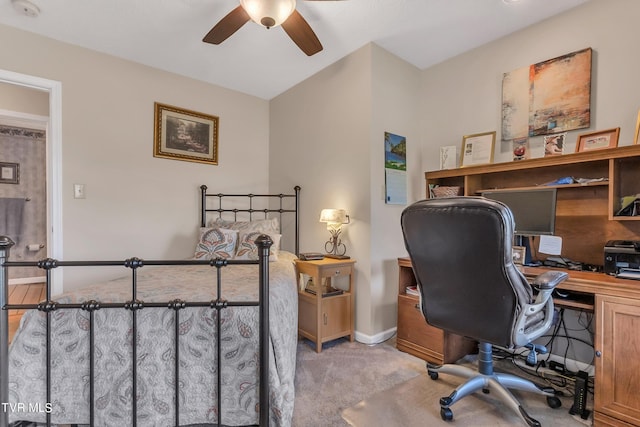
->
74;184;85;199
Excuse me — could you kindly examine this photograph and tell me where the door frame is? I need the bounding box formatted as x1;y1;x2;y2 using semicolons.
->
0;69;63;295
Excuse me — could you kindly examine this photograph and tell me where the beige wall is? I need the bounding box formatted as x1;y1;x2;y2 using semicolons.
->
0;82;49;116
419;0;640;173
368;46;420;337
270;45;373;336
0;23;270;290
270;44;420;340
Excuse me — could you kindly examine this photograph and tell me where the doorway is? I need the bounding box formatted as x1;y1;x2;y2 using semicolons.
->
0;69;63;295
0;86;48;284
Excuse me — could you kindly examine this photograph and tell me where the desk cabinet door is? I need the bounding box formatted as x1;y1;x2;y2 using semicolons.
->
595;295;640;425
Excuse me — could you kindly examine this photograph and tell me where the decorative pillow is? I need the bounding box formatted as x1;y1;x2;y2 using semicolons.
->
209;217;280;235
194;228;238;260
234;231;282;262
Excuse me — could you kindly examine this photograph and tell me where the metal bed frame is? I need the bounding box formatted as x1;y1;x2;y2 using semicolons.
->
0;185;301;427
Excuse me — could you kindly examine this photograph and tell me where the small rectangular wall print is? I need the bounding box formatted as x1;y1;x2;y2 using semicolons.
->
384;132;407;205
0;162;19;184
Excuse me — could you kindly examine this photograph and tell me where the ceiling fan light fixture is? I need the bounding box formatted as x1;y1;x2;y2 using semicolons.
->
239;0;296;29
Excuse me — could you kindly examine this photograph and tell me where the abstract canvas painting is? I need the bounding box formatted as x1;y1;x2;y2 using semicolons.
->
528;48;592;136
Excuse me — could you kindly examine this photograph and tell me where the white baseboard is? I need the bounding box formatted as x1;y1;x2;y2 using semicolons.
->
355;327;397;345
8;276;46;286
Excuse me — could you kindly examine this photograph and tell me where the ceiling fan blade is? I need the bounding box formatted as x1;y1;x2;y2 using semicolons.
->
203;6;250;45
281;10;323;56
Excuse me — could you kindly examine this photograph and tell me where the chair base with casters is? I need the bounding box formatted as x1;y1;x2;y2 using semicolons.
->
427;342;561;427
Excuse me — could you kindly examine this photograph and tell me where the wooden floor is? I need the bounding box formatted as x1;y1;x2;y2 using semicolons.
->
8;282;45;342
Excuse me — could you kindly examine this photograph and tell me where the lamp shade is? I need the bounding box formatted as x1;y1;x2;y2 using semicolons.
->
319;209;349;224
239;0;296;28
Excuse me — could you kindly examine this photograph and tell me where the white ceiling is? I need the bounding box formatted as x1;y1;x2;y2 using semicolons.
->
0;0;588;100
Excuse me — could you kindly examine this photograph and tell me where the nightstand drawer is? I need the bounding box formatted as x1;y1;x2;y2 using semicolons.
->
319;265;353;278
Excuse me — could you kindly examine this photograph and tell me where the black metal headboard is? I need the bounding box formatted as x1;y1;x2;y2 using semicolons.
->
200;185;301;256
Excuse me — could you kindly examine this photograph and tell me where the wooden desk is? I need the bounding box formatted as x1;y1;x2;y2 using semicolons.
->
398;257;640;427
520;266;640;427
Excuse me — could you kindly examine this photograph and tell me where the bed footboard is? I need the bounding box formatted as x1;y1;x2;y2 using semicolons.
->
0;234;273;427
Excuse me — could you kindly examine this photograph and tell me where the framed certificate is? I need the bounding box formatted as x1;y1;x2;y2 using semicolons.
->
461;131;495;167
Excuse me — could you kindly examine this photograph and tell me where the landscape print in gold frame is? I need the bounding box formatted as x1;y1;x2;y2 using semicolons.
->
575;127;619;153
154;102;219;165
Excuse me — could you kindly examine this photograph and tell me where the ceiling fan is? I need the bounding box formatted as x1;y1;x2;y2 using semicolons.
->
203;0;341;56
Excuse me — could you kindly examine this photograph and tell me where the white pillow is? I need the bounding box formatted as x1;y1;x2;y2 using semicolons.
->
234;231;281;262
194;228;238;260
209;217;280;235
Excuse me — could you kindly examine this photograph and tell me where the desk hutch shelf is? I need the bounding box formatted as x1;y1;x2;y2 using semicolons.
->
426;144;640;266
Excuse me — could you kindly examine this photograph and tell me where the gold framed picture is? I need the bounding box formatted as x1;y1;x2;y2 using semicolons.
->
575;127;619;153
461;131;495;167
153;102;219;165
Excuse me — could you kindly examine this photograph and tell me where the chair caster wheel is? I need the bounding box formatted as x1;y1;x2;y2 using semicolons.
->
429;371;439;380
440;407;453;421
547;395;562;409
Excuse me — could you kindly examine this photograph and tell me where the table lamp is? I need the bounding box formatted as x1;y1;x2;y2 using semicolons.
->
319;208;350;259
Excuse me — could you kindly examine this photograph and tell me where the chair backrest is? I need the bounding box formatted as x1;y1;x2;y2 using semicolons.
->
400;196;533;347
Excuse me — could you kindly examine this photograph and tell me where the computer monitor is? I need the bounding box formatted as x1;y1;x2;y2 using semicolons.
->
482;188;557;236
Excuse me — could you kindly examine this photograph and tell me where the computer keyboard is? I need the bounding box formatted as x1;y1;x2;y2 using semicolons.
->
542;256;602;272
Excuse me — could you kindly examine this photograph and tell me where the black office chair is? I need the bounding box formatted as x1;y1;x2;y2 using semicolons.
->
400;196;568;427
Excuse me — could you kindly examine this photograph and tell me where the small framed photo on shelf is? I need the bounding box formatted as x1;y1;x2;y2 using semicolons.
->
512;137;530;161
512;246;526;265
461;131;495;167
575;127;620;153
439;145;458;169
0;162;19;184
543;133;566;156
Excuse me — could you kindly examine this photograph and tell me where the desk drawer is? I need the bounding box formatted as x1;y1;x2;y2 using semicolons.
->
397;295;444;355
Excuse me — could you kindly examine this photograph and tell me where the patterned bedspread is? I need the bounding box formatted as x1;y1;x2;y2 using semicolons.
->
8;252;299;426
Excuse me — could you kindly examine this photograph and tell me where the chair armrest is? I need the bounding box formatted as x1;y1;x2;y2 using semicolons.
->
513;271;568;347
532;271;568;290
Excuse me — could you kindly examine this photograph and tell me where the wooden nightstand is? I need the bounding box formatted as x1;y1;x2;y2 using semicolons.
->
295;258;356;352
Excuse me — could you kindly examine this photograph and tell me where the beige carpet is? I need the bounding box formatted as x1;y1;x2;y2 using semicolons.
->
342;370;592;427
292;337;593;427
293;337;426;426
